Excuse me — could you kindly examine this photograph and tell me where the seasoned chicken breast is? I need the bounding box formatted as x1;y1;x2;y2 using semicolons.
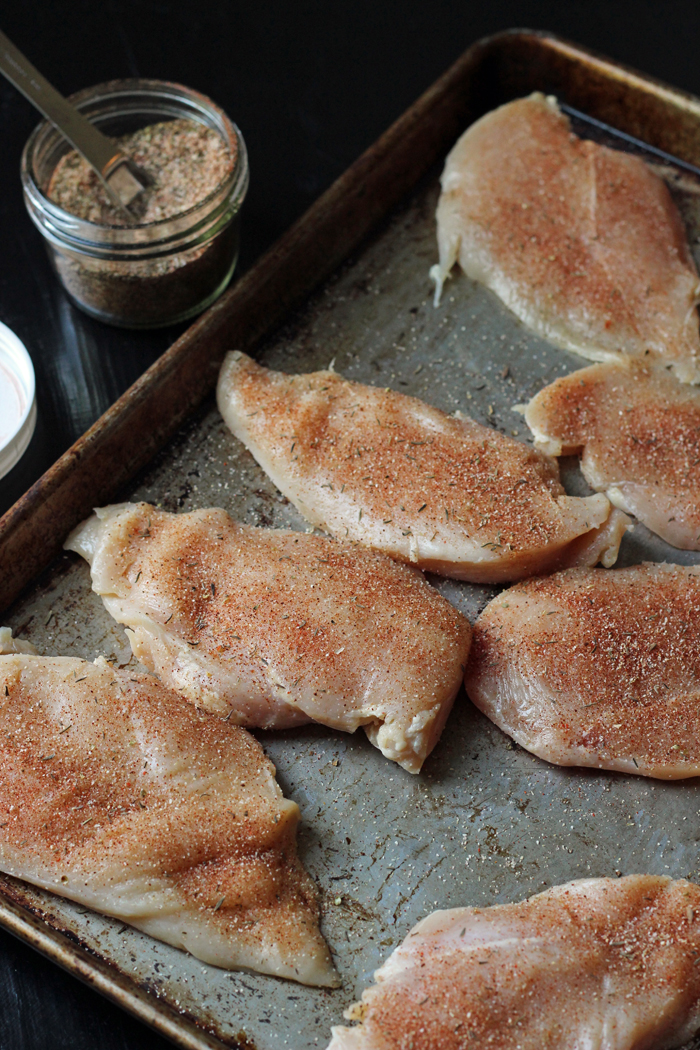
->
217;352;629;584
525;359;700;549
465;562;700;778
328;876;700;1050
65;503;471;774
430;93;700;384
0;648;336;986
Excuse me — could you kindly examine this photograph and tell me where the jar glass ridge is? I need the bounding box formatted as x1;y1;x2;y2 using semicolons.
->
21;78;249;328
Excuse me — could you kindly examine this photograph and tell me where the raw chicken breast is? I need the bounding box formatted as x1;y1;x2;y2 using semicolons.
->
65;502;471;774
328;875;700;1050
217;352;629;584
0;625;37;655
525;359;700;549
0;649;336;985
430;93;700;384
465;562;700;778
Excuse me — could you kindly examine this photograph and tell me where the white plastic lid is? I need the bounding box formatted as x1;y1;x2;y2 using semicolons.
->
0;321;36;481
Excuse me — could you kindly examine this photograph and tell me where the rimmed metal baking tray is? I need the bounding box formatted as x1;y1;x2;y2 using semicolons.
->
2;28;700;1050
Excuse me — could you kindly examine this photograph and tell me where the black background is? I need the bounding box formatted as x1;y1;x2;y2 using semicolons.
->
0;2;698;1047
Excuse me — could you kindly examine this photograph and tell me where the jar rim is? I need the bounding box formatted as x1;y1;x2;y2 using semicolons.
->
20;77;249;249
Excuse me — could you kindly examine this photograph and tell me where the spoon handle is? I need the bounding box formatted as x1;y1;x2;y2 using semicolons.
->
0;28;148;215
0;28;122;177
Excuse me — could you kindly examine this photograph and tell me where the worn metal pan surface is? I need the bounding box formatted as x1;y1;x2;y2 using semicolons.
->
2;28;700;1050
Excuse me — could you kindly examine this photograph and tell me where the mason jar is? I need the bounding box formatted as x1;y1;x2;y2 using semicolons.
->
20;78;249;329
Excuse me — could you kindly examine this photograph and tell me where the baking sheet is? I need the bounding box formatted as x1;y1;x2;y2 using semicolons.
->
4;134;700;1048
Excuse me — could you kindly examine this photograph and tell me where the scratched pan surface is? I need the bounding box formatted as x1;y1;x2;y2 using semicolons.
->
5;68;700;1050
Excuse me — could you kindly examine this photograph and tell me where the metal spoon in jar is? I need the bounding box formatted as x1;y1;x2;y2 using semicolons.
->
0;28;150;221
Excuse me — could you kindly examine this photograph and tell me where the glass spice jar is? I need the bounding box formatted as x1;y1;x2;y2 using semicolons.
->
20;78;249;329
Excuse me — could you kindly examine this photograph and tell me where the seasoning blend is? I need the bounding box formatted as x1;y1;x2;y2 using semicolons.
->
21;79;249;328
0;322;36;480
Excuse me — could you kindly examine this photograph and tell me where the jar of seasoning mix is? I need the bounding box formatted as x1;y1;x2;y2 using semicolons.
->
21;79;249;329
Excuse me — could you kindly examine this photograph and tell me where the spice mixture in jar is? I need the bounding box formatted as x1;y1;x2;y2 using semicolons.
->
48;119;233;225
22;79;249;330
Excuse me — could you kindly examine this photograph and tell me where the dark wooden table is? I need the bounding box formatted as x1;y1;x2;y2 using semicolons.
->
1;1;699;1046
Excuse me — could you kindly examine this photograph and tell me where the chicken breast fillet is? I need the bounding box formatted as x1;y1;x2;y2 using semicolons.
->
525;359;700;549
217;352;629;584
65;503;471;774
328;875;700;1050
430;93;700;384
0;645;336;986
465;562;700;778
